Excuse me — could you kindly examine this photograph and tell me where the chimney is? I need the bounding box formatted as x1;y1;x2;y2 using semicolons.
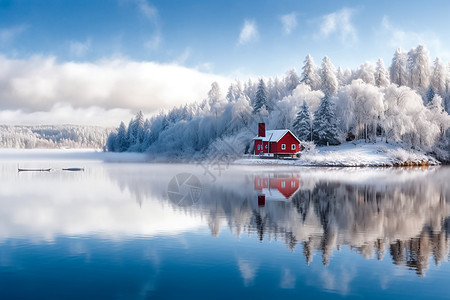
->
258;123;265;137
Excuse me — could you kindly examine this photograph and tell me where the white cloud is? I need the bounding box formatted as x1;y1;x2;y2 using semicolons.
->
381;16;450;60
281;13;297;35
0;25;27;44
0;55;230;125
68;39;91;58
136;0;158;23
316;8;357;44
238;20;258;45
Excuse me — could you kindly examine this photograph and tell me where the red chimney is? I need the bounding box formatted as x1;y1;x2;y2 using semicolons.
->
258;123;265;137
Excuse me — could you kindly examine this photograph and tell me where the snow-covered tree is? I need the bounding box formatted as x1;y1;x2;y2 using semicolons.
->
431;57;447;97
424;84;435;104
284;69;301;94
312;95;340;145
337;79;384;141
208;81;222;106
375;59;390;87
293;101;312;141
407;45;431;92
226;81;243;102
300;54;320;90
320;56;338;97
253;78;269;113
390;48;408;86
427;94;450;138
357;62;376;86
115;121;129;152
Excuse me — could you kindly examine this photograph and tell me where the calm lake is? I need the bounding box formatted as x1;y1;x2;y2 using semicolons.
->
0;150;449;299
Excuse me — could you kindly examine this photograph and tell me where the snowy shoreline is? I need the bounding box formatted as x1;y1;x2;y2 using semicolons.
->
235;140;440;167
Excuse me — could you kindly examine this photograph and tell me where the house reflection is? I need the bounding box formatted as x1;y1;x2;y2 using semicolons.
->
254;173;301;205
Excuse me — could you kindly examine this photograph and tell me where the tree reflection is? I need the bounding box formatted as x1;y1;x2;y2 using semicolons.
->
107;166;450;277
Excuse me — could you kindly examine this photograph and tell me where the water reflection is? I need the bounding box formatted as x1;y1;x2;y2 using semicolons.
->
121;166;449;277
1;161;449;278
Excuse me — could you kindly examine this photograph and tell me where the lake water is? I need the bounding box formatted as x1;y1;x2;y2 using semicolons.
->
0;150;449;299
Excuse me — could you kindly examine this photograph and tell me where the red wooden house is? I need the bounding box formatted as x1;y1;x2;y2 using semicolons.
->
253;123;302;158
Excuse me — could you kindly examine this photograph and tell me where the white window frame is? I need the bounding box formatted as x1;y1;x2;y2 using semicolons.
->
291;144;296;150
281;144;286;150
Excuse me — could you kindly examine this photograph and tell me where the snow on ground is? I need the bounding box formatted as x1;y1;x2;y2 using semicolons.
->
235;139;439;167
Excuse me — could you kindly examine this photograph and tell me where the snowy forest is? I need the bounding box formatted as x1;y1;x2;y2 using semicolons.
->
0;125;111;149
106;45;450;161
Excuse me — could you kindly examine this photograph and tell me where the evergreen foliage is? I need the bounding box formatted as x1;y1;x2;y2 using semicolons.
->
293;101;312;141
312;95;340;146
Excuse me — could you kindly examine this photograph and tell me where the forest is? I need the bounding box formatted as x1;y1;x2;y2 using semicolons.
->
0;125;111;149
106;45;450;161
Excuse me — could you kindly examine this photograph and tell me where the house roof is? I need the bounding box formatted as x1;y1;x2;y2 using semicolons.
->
253;129;301;143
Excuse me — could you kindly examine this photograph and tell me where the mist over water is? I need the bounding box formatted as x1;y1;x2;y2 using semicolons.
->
0;152;449;299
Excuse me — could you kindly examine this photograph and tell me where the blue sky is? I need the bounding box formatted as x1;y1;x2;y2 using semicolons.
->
1;0;450;125
2;0;450;75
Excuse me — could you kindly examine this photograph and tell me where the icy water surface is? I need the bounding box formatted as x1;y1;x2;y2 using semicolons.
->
0;150;449;299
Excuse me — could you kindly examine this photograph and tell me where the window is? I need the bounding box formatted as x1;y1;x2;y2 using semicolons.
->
281;144;286;150
281;181;286;188
291;144;296;150
265;144;268;149
291;181;296;188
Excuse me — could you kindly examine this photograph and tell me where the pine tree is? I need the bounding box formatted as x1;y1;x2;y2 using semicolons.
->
312;95;340;146
407;45;431;92
293;101;312;141
375;58;390;87
431;57;447;97
425;84;435;104
115;121;129;152
253;78;268;113
301;54;320;90
390;48;408;86
320;56;338;97
284;69;300;93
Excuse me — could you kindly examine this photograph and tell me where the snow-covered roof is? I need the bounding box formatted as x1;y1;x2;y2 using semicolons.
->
253;129;300;143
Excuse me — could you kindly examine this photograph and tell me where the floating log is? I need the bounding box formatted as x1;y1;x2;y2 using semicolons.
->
62;168;85;171
18;168;51;172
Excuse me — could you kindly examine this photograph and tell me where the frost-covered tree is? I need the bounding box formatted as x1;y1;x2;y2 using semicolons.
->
320;56;338;97
312;95;340;145
337;79;384;141
253;78;269;113
208;81;222;106
284;69;301;94
424;84;435;104
226;81;243;102
357;62;376;86
390;48;408;86
407;45;431;92
375;59;390;87
115;121;129;152
293;101;312;141
427;94;450;138
300;54;320;90
431;57;447;97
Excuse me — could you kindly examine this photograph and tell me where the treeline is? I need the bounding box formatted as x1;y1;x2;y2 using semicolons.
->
106;45;450;160
0;125;111;149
